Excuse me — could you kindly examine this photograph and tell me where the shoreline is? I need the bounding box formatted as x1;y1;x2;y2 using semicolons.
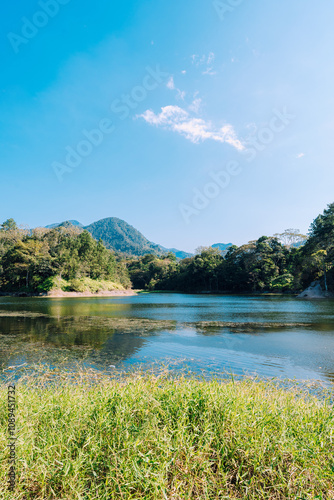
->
0;289;137;298
2;288;334;299
46;289;137;298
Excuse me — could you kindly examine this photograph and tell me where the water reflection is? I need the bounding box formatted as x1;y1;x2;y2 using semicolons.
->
1;293;334;382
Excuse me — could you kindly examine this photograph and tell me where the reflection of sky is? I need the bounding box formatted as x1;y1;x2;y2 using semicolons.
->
129;338;324;383
1;294;334;382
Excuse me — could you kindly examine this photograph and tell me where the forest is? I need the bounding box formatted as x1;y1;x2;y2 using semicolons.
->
1;202;334;295
127;203;334;294
0;220;130;293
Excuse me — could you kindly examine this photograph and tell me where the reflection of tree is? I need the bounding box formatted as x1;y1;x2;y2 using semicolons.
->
42;300;133;320
101;333;148;360
0;315;175;372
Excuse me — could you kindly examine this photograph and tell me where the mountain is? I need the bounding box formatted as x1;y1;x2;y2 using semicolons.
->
212;243;233;255
84;218;159;256
45;217;192;258
161;247;192;260
85;218;193;258
45;220;83;229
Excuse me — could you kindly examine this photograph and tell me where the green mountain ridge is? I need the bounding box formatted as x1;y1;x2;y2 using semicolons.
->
84;218;164;256
44;218;193;258
43;218;234;259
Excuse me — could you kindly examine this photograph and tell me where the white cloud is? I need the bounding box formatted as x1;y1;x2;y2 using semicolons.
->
181;70;186;75
166;76;175;90
296;153;305;158
137;105;244;151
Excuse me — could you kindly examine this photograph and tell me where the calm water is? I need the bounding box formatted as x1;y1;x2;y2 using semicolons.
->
1;293;334;383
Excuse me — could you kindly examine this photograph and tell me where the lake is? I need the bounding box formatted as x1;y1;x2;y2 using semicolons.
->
1;293;334;383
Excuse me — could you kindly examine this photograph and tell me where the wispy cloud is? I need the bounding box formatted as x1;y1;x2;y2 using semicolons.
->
296;153;305;158
166;76;175;90
191;52;217;75
189;98;202;113
166;75;186;100
176;89;186;100
137;105;244;150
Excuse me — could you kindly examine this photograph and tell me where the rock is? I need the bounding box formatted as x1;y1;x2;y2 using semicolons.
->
297;281;333;299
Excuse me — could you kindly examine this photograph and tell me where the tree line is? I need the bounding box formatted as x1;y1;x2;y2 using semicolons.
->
0;220;130;293
127;203;334;294
1;202;334;294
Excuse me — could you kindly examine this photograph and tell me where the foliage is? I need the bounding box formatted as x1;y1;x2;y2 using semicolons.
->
0;218;18;231
36;275;70;293
300;202;334;290
128;238;293;293
127;253;178;290
0;224;130;293
2;202;334;294
274;228;307;248
127;202;334;294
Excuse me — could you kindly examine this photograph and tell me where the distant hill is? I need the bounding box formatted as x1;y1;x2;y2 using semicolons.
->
161;247;193;260
291;240;307;249
44;217;192;258
45;220;83;229
212;243;233;256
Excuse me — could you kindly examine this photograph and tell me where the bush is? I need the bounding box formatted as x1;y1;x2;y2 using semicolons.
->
37;276;70;292
68;278;87;292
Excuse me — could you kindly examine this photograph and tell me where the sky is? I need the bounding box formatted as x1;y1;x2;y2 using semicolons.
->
1;0;334;253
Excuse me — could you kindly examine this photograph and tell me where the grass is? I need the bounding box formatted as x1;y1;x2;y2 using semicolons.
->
0;370;333;499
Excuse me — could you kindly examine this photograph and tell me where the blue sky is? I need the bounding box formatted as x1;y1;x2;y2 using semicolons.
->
1;0;334;252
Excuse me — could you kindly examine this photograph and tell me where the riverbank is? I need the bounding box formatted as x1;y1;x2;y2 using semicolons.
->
46;289;137;298
0;276;135;298
1;371;333;499
0;289;137;298
0;290;138;298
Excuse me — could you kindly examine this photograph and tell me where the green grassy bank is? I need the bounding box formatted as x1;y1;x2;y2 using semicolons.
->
1;372;333;499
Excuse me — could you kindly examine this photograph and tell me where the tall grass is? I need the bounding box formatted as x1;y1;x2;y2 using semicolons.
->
0;371;333;499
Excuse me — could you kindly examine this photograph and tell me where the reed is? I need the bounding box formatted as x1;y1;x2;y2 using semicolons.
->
0;370;333;499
